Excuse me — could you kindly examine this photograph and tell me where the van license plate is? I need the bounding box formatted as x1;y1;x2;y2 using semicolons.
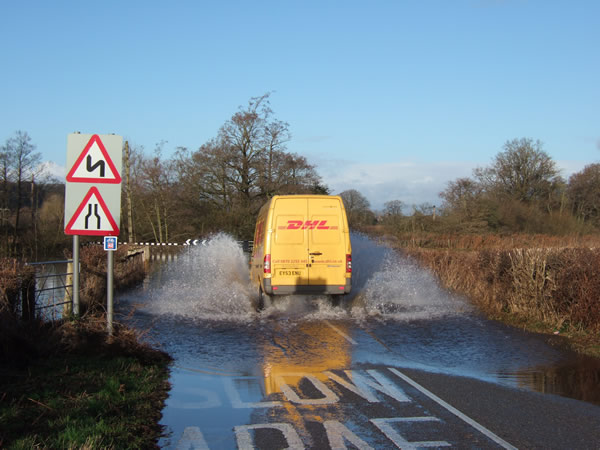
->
279;270;301;276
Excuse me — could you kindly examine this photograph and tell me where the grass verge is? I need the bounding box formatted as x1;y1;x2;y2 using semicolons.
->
0;320;172;449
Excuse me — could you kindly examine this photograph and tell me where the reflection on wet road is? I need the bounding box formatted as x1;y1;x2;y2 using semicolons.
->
118;234;600;448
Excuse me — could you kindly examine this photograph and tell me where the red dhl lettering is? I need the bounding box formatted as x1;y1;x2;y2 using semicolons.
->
286;220;331;230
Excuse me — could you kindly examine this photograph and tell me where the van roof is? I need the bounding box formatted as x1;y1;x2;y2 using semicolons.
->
270;194;342;200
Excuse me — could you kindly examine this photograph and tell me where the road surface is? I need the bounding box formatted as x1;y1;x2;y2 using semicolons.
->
118;234;600;449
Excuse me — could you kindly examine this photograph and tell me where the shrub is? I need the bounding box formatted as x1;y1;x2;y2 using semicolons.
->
403;243;600;334
78;245;146;315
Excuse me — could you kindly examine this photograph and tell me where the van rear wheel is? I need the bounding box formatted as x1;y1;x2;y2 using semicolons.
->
330;295;342;307
258;287;272;310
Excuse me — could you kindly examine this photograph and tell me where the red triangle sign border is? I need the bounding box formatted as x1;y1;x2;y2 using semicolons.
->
66;134;122;184
65;186;120;236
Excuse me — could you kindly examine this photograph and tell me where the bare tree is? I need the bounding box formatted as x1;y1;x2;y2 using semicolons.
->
218;94;272;208
3;131;41;255
474;138;562;205
439;177;483;220
261;151;323;195
568;163;600;227
0;142;13;254
339;189;373;228
137;143;176;243
262;119;291;196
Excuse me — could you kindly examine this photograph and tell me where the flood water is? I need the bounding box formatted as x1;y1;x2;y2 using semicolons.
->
117;233;600;411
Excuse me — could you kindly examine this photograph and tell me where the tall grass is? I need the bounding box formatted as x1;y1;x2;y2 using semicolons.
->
402;244;600;334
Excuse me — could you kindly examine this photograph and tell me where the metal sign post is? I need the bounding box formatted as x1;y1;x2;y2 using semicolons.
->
104;237;118;335
107;250;114;335
72;235;80;316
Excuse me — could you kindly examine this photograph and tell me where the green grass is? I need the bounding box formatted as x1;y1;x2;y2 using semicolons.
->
0;353;171;449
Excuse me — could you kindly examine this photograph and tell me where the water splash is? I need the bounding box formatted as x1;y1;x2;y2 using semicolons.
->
145;233;255;321
349;234;469;320
141;233;468;322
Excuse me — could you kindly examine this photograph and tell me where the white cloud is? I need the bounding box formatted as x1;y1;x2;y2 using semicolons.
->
556;160;590;180
317;159;476;210
38;161;66;181
317;158;593;211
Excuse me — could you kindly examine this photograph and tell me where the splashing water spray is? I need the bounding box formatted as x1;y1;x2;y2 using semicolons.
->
144;233;468;322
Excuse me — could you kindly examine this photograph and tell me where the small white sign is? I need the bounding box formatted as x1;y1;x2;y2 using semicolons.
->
104;236;118;251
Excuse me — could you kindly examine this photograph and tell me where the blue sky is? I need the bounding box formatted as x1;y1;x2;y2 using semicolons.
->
1;0;598;209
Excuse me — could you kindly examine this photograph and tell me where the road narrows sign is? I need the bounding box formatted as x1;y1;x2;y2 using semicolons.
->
65;186;119;235
66;134;122;183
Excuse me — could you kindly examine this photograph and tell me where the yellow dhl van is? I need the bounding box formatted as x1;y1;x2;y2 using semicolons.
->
250;195;352;307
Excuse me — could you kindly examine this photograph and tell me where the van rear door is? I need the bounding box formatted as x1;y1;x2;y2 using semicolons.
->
307;197;347;287
271;197;309;286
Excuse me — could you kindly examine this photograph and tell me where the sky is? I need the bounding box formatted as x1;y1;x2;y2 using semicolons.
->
1;0;598;210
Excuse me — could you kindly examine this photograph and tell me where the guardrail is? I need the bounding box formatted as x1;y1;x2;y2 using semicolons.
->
25;260;74;321
92;240;254;253
18;240;254;321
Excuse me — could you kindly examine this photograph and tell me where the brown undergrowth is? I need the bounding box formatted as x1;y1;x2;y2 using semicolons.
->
77;244;146;315
1;244;150;365
395;235;600;356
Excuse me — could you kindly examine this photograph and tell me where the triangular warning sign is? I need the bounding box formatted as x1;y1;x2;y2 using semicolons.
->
66;134;122;184
65;187;119;236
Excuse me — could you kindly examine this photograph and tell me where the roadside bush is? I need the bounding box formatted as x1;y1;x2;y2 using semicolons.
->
77;245;146;315
552;249;600;330
382;230;600;250
403;244;600;335
1;247;148;364
0;259;36;362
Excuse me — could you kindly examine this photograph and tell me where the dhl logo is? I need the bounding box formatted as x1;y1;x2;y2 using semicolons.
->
285;220;337;230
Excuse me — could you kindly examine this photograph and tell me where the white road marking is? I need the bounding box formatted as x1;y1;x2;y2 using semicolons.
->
324;420;374;450
371;417;451;449
365;369;412;403
388;368;518;450
325;369;411;403
169;388;222;409
325;320;358;345
324;371;381;403
277;373;339;405
175;426;210;450
223;377;283;408
234;423;304;449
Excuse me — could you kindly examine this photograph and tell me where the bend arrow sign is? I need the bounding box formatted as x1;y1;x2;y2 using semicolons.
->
66;134;122;184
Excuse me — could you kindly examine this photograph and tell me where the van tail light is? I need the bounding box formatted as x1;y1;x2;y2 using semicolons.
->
264;254;271;274
346;254;352;273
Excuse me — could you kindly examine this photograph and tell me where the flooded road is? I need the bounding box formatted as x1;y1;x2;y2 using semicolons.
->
118;234;600;449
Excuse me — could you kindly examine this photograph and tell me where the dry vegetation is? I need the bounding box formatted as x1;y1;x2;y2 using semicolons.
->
386;232;600;355
384;231;600;250
76;245;146;315
1;244;148;364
